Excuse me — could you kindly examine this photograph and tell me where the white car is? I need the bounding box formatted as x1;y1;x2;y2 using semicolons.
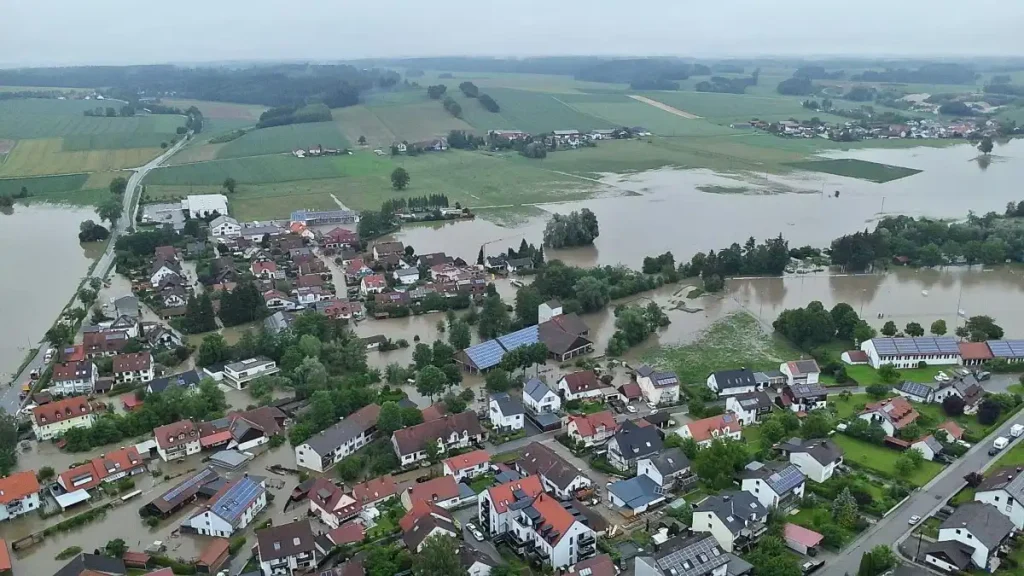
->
908;515;921;525
467;523;485;542
650;409;659;415
626;405;638;414
934;372;950;382
646;402;657;409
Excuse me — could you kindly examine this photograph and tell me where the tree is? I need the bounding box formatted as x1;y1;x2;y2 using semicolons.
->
412;343;433;369
942;395;966;416
78;288;97;306
98;197;123;225
413;534;462;576
78;220;110;243
478;295;511;339
358;135;367;145
293;357;329;399
514;286;544;325
431;340;455;368
104;538;128;558
830;303;861;341
894;450;921;476
184;294;217;333
964;315;1003;340
37;466;55;482
416;366;447;401
336;455;364;481
0;411;18;475
880;321;897;337
800;412;832;439
905;321;925;337
979;136;994;155
298;334;322;359
772;301;836;349
391;167;410;190
198;333;230;366
693;439;751;489
858;546;896;576
866;383;890;398
746;536;801;576
831;487;859;529
930;319;947;336
485;369;511;393
543;209;600;248
448;320;470;350
978;397;1002;425
223;177;237;194
574;277;610;313
109;177;128;196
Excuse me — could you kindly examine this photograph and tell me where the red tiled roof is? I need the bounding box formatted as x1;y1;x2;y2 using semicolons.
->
352;475;398;505
485;475;544;514
154;419;198;450
569;411;618;438
618;382;642;400
959;342;994;361
399;500;453;532
201;430;233;447
405;476;459;507
251;261;277;274
309;478;361;519
0;471;39;504
197;538;230;568
53;360;92;382
0;539;10;572
392;412;483;456
560;370;600;393
296;274;324;288
121;394;144;409
784;523;823;548
443;449;490;473
32;396;92;427
843;350;870;363
569;554;616;576
113;352;152;373
59;446;146;492
683;413;743;443
361;274;385;288
346;258;367;274
939;420;964;440
123;551;151;567
327;523;365;546
421;403;449;422
529;492;576;544
862;397;919;430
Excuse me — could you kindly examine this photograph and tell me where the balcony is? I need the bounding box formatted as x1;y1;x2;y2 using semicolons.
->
578;533;595;546
528;547;550;562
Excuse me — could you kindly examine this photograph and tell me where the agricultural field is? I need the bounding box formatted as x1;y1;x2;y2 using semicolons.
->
786;159;923;183
0;171;117;206
0;99;183;140
216;122;350;159
0;138;163;176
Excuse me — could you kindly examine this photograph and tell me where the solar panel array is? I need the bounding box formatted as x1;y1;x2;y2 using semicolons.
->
657;534;728;576
163;467;216;502
987;340;1024;359
653;372;680;387
898;381;934;398
212;477;264;525
497;325;539;352
870;337;959;355
464;325;540;370
766;465;805;494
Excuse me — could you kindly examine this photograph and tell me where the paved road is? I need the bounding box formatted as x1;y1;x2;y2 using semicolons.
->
821;414;1024;576
0;137;188;417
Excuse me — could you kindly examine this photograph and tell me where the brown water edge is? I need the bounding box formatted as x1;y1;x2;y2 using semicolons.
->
0;205;100;383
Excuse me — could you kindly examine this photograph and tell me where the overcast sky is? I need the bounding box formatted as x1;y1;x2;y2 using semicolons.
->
3;0;1023;67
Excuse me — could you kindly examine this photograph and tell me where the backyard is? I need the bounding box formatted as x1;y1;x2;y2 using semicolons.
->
844;364;951;385
832;435;944;487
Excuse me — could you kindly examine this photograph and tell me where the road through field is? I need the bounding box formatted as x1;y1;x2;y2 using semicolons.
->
628;94;702;119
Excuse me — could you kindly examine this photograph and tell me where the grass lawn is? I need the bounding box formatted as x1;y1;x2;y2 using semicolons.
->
950;486;976;506
0;138;164;177
993;440;1024;469
844;364;950;385
492;451;519;464
831;393;877;419
647;312;802;385
216;121;350;159
832;435;943;487
914;516;941;539
468;473;495;494
785;159;922;183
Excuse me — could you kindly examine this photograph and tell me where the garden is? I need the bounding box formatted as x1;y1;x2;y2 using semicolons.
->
832;435;943;487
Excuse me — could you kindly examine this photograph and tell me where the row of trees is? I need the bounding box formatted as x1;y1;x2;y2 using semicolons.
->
681;234;791;292
441;96;462;118
542;208;600;248
256;103;332;129
380;194;448;214
773;301;876;349
606;302;670;355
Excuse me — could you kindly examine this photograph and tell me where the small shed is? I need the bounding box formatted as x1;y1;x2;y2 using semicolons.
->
196;538;230;574
122;551;151;569
784;523;823;555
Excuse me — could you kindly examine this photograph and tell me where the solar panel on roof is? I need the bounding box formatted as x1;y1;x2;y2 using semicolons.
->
767;465;804;493
163;468;216;502
464;340;506;370
212;478;263;523
497;325;539;351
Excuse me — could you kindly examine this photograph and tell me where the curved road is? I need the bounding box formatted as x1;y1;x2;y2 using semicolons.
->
1;135;188;415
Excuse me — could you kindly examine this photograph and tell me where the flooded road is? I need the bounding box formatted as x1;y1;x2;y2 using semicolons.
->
0;205;100;383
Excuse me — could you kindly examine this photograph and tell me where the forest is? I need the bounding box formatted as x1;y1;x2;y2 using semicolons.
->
850;63;978;84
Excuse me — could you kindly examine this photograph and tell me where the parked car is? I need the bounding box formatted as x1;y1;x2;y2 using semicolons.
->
801;560;824;575
626;405;638;414
646;402;657;410
908;515;921;525
977;371;991;381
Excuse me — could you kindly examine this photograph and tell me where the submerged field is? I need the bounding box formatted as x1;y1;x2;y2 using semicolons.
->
786;158;923;183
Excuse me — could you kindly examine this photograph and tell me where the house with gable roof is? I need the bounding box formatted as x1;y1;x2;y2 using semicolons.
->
692;491;768;552
32;396;96;440
0;471;41;521
391;411;484;466
775;437;844;483
858;397;919;436
637;448;692;491
401;500;458;552
739;461;805;510
489;392;525;432
780;360;820;386
505;491;597;568
478;475;545;536
557;370;609;402
607;420;663;472
675;414;742;449
925;502;1014;572
181;476;267;537
307;478;361;528
974;467;1024;529
706;369;761;397
567;411;619;448
636;365;681;406
633;533;753;576
443;449;491;482
515;442;592;499
294;404;380;472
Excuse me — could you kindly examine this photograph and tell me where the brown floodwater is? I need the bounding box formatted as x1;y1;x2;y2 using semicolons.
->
0;205;100;383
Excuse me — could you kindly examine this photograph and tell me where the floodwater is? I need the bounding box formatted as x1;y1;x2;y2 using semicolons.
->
0;205;101;383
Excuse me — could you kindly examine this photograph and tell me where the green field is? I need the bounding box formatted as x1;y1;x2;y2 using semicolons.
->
0;99;183;140
844;364;949;384
636;91;847;126
832;435;943;486
216;122;350;159
786;159;923;183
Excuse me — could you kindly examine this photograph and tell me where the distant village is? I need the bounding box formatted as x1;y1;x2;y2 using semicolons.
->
739;116;1005;142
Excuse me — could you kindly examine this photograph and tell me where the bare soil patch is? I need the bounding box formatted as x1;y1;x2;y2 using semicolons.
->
628;95;702;119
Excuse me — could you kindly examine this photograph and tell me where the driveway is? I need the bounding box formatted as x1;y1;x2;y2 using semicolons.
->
453;504;502;562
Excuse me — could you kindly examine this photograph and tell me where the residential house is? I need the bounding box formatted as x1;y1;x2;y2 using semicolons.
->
618;381;643;403
114;295;141;319
893;381;936;404
0;471;40;522
538;317;594;362
373;291;411;313
858;397;919;436
150;259;183;287
51;361;98;396
57;446;145;493
401;501;458;553
401;475;461;510
607;474;666;517
607;420;663;472
935;375;985;414
505;258;534;274
779;384;829;414
154;419;201;461
295;286;327;307
726;391;773;426
442;449;491;482
841;350;871;365
975;467;1024;529
256;520;322;576
251;260;280;280
316;298;364;321
294;404;380;472
478;475;545;536
321;227;358;250
210;216;241;237
345;258;372;282
775;438;844;483
113;352;154;384
263;290;300;311
860;337;961;369
223;357;279;390
32;396;96;440
182;476;267;537
505;491;597;568
461;545;500;576
160;283;188;308
557;371;607;402
523;378;561;415
706;369;761;397
635;366;681;406
515;442;592;500
53;553;128;576
295;274;325;290
306;478;361;529
371;242;404;261
692;491;768;552
780;360;820;386
239;224;285;242
637;448;692;491
739;461;806;510
490;393;525;432
393;267;420;286
938;421;966;444
264;311;295;335
359;275;386;297
538;300;562;324
633;533;754;576
325;523;365;550
391;412;485;466
674;414;743;449
351;475;399;509
567;411;619;448
83;330;129;358
925;502;1014;572
911;435;944;461
147;369;202;395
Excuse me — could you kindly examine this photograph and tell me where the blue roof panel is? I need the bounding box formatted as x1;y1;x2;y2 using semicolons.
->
464;340;507;370
497;325;539;351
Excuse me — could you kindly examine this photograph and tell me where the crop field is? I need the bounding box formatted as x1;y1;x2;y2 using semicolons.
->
406;70;630;94
479;88;615;134
635;91;846;126
145;151;392;186
0;138;162;176
0;173;89;196
0;99;184;140
216;122;350;159
371;101;476;143
560;97;740;137
0;172;117;206
332;106;400;148
786;158;922;183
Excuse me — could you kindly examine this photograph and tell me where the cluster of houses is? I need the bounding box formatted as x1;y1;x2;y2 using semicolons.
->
487;127;652;149
291;144;345;158
745;116;994;142
384;137;450;155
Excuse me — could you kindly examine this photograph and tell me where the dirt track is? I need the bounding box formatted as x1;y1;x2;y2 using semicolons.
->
628;94;701;119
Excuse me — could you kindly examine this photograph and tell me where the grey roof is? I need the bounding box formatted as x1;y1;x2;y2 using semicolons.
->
753;372;769;385
543;299;561;309
644;447;690;476
210;449;251;469
257;520;317;562
695;491;767;535
788;383;828;399
210;215;239;228
788;360;820;375
732;391;773;411
895;381;934;399
777;438;844;466
302;404;380;456
608;474;663;510
394;267;420;277
914;435;944;455
650;371;680;388
264;311;295;335
613;420;663;461
741;461;805;495
637;365;656;378
940;502;1014;550
225;356;275;372
55;553;127;576
977;467;1024;502
524;378;556;402
491;392;525;417
925;541;974;570
516;442;588;490
148;369;203;394
765;370;785;379
648;533;729;576
711;369;757;389
403;512;457;550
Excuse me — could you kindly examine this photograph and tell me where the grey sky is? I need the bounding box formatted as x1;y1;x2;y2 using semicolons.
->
3;0;1023;67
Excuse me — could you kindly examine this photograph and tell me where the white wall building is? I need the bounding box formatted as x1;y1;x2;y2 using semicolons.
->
0;471;40;522
739;462;806;510
930;503;1013;571
523;378;561;415
706;369;760;397
775;438;844;484
294;404;380;473
442;449;491;483
860;337;961;369
780;360;820;386
154;419;202;461
51;361;98;396
974;468;1024;530
182;476;267;537
210;216;241;237
489;393;524;432
182;194;229;219
223;357;279;390
538;300;562;324
635;366;681;406
692;492;768;553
